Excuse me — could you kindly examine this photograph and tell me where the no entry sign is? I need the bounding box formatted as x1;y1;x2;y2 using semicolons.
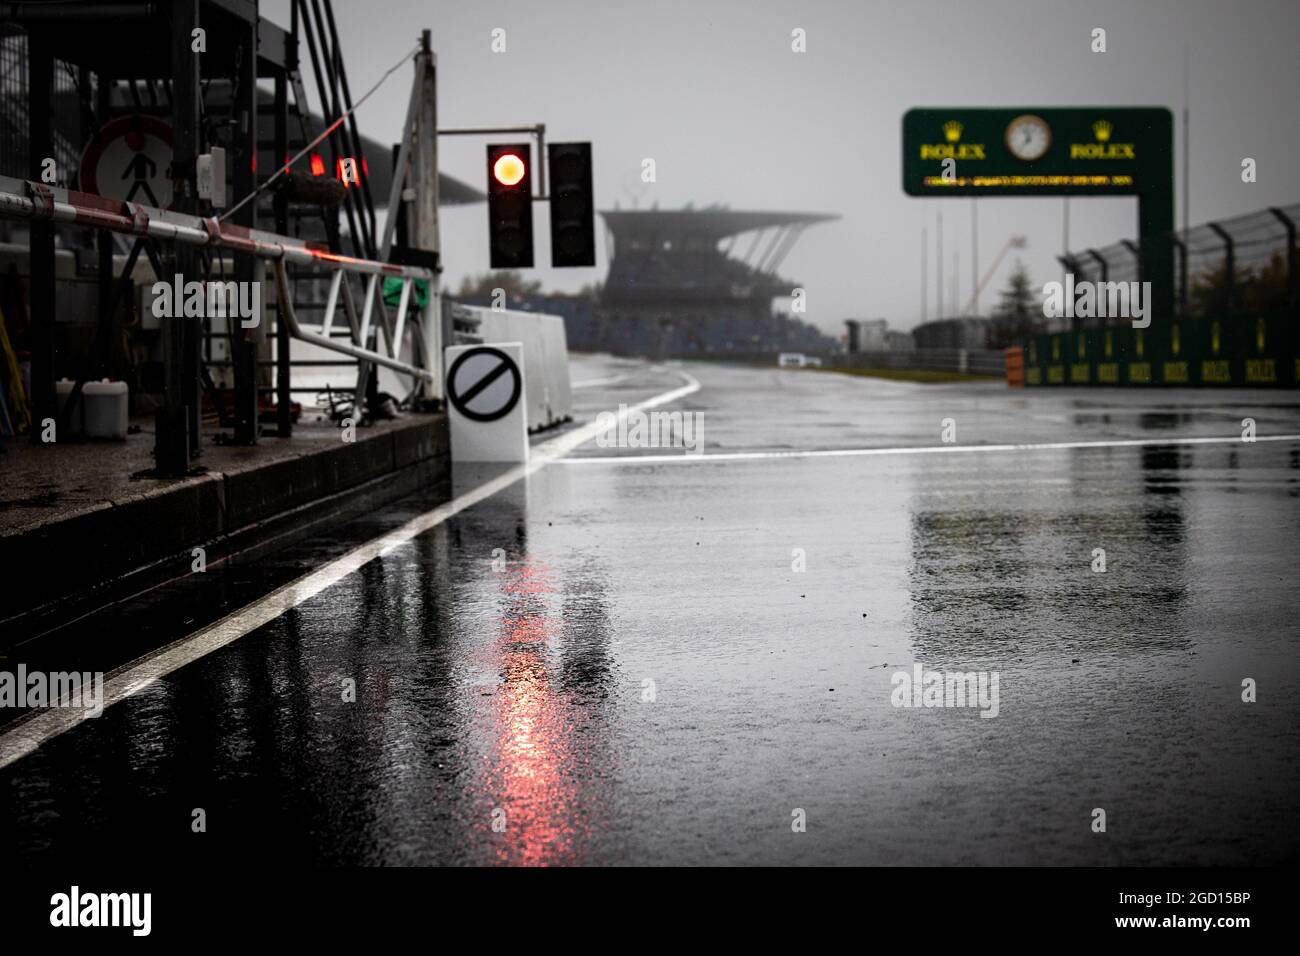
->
444;343;528;462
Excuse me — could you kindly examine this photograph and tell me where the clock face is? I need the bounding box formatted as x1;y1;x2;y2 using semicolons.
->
1005;114;1051;161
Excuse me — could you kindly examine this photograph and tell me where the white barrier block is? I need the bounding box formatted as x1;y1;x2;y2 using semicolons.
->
471;307;572;431
444;342;527;463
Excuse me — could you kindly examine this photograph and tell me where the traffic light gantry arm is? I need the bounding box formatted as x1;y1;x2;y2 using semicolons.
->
438;124;548;198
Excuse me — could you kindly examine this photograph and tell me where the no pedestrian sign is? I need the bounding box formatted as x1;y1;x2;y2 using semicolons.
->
79;115;175;208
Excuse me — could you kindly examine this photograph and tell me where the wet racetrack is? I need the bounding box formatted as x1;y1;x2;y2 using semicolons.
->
3;356;1299;865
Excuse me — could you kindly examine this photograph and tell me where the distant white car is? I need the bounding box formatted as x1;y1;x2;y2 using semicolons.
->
804;356;823;368
777;352;807;368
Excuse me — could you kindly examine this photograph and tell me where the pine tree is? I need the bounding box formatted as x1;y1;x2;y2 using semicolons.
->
990;259;1040;347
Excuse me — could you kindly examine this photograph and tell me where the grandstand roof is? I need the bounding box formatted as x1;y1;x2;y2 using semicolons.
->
600;208;839;241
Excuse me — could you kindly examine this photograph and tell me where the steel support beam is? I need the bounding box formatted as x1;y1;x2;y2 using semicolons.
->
273;261;432;381
27;32;55;445
230;12;259;445
273;69;292;437
1120;239;1142;285
411;29;441;402
1269;207;1297;315
159;0;201;474
1208;222;1235;316
1086;248;1108;284
1170;236;1188;318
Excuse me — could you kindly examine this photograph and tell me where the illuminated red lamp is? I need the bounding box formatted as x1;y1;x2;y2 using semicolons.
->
310;153;326;177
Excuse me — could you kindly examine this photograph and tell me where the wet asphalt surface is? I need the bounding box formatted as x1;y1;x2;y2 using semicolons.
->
3;356;1299;865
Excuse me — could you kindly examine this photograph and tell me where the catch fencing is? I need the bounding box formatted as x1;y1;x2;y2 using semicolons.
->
1060;204;1299;322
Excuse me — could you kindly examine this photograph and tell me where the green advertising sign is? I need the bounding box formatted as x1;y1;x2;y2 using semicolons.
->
1022;317;1298;389
902;107;1171;196
902;107;1174;320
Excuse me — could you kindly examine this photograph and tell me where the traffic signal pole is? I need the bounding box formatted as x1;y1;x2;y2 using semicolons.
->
412;30;442;402
441;123;594;268
370;31;443;404
438;125;549;199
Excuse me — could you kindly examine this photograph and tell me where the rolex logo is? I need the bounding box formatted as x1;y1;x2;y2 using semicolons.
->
920;120;985;160
1071;119;1133;159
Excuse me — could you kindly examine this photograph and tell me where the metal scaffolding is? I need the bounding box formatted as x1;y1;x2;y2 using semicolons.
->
0;1;445;474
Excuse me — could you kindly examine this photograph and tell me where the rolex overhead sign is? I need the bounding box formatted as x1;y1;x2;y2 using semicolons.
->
903;106;1174;321
902;107;1171;196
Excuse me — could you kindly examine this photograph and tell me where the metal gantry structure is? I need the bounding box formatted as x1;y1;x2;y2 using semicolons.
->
0;0;444;475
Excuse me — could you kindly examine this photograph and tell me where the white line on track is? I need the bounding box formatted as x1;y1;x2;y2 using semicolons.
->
572;373;634;388
0;371;700;769
557;433;1300;465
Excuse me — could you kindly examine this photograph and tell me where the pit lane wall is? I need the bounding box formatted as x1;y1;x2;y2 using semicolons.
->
443;301;573;431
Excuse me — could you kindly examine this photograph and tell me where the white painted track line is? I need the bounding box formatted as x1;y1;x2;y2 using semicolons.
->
572;373;634;388
0;371;700;770
557;433;1300;465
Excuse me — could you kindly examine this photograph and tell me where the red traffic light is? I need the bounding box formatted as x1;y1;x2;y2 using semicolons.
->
487;143;534;268
493;152;526;187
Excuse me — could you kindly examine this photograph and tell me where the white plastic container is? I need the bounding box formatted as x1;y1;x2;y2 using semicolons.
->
54;378;84;435
82;379;129;440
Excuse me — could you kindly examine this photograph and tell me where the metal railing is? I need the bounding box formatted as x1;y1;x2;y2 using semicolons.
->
0;174;440;387
1060;204;1300;322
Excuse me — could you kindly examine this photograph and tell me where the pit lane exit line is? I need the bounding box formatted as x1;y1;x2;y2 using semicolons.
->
0;370;700;769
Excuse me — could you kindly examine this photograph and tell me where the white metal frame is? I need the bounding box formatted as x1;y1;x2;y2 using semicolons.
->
0;174;440;389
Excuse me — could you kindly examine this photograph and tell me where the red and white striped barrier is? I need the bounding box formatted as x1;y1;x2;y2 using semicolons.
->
0;175;434;282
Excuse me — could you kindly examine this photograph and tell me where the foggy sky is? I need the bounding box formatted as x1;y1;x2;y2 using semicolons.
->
264;0;1300;334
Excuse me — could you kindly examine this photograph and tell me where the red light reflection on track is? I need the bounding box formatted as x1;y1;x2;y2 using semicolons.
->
479;557;588;866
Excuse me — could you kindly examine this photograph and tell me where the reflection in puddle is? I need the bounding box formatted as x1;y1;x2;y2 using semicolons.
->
475;556;612;865
906;445;1193;662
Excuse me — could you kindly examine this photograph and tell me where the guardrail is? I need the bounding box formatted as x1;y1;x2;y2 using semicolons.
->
831;348;1005;376
0;175;441;394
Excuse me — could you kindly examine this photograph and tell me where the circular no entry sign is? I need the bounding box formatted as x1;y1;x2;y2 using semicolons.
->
447;346;522;422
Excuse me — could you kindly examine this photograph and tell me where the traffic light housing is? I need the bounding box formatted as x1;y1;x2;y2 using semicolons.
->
547;142;595;267
486;143;534;268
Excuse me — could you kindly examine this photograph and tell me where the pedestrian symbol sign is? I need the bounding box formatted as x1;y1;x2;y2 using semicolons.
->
79;115;174;209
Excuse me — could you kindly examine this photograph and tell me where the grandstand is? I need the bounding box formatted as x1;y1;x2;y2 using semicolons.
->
591;206;840;358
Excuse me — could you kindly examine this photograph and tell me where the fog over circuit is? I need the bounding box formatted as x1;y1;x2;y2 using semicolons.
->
266;0;1300;334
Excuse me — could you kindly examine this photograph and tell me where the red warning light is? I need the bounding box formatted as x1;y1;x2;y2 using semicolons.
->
493;152;526;187
310;153;325;177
